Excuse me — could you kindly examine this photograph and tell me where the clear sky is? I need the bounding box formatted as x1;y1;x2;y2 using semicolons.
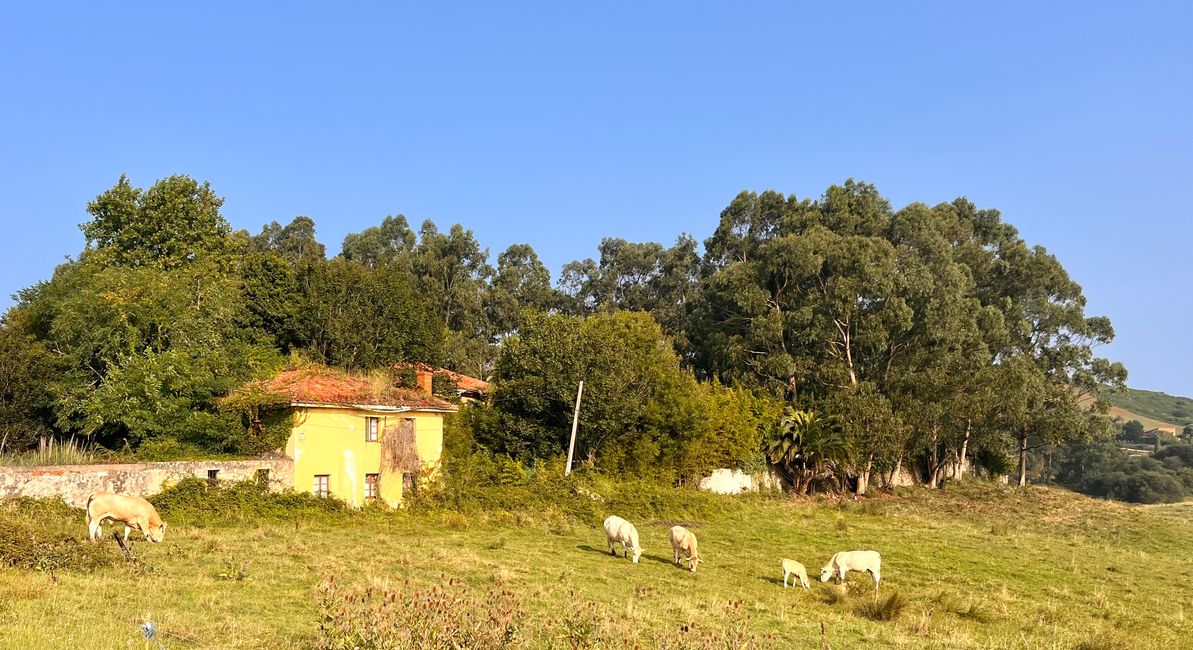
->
1;3;1189;396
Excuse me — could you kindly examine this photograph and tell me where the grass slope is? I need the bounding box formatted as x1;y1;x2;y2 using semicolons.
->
1103;387;1193;429
2;483;1192;649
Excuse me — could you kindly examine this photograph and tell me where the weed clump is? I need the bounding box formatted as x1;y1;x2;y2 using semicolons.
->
660;600;774;649
316;576;522;650
854;591;908;621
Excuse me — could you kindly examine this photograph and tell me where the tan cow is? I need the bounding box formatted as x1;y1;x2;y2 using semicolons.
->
85;492;167;544
669;525;701;572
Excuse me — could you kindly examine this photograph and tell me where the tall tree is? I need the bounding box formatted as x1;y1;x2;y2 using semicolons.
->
251;216;326;265
487;243;557;339
80;175;232;269
295;258;446;369
340;214;418;270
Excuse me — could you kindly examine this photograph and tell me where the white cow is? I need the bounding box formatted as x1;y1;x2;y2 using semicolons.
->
603;515;642;563
668;525;701;572
820;550;881;591
86;492;167;544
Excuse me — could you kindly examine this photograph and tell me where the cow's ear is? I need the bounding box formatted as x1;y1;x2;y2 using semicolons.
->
161;523;168;532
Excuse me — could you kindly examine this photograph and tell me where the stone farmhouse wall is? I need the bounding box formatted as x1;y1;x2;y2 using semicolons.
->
0;458;294;508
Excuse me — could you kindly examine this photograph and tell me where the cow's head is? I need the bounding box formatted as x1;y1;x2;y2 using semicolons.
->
820;564;834;583
147;522;167;543
689;554;701;572
631;546;642;564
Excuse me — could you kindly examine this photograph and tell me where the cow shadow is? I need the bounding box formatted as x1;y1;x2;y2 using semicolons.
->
575;545;673;566
760;575;786;587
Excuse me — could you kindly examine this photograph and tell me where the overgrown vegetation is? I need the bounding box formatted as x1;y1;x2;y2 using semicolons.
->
0;498;115;571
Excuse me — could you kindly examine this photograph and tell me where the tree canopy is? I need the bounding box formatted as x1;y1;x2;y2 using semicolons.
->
1;174;1129;493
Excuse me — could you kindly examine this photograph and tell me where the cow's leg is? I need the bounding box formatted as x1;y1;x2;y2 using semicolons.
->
783;570;788;588
88;518;100;543
122;525;131;545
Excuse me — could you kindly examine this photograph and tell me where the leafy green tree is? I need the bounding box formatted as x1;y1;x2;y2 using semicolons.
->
239;251;301;351
558;235;699;343
0;317;57;450
250;216;326;265
1121;420;1145;441
829;383;903;495
487;243;557;339
80;175;232;269
340;215;418;270
14;258;279;451
295;258;446;369
483;311;706;477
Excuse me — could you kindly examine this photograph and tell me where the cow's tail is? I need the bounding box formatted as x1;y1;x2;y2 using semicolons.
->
85;492;95;521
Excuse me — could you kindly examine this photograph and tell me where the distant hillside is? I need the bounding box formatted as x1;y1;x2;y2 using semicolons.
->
1101;387;1193;430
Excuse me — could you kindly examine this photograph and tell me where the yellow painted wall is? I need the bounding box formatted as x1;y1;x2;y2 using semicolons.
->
283;406;446;507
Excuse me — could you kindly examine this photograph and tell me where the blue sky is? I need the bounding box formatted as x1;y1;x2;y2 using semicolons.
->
1;3;1190;396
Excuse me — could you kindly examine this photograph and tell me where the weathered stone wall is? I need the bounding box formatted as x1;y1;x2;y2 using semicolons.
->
699;468;783;494
0;458;294;507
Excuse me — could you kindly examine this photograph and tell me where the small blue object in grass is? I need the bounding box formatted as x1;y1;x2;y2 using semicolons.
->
140;621;157;640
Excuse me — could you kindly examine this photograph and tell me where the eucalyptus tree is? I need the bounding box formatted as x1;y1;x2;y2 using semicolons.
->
251;216;326;266
487;243;557;339
340;214;418;270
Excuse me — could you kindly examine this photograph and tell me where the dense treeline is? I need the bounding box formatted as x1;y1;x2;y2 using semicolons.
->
0;174;1128;493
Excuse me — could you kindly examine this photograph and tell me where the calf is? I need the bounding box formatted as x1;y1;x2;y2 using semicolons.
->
86;492;167;544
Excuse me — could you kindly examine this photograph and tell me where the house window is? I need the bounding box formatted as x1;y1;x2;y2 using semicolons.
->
365;417;380;442
314;474;330;498
365;473;379;500
402;471;418;497
207;469;220;486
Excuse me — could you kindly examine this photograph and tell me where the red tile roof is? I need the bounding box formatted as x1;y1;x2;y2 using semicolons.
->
235;366;458;412
393;363;490;396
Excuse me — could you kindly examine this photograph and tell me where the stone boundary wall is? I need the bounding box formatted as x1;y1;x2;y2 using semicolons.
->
0;458;294;507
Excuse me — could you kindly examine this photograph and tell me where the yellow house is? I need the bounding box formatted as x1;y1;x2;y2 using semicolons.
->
238;366;458;507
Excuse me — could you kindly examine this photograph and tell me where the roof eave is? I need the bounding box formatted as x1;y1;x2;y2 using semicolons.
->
288;401;459;413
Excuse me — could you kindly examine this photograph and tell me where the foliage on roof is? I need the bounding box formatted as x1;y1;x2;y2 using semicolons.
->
223;365;458;412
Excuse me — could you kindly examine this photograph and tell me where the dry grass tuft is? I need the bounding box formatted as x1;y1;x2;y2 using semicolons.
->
854;591;908;621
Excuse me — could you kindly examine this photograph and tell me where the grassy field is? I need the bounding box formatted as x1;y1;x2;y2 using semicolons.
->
2;482;1192;649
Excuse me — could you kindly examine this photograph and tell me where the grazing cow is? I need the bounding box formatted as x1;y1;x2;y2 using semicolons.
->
820;550;881;591
86;492;167;544
603;515;642;563
781;559;810;589
668;525;702;572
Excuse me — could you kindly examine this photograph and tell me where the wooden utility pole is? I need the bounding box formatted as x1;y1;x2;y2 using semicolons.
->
565;381;584;476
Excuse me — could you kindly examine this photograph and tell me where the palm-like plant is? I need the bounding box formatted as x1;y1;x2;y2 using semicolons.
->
766;408;851;493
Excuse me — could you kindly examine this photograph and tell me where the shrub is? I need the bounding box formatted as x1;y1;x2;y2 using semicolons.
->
0;497;115;571
315;576;522;650
150;477;350;526
854;591;908;621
